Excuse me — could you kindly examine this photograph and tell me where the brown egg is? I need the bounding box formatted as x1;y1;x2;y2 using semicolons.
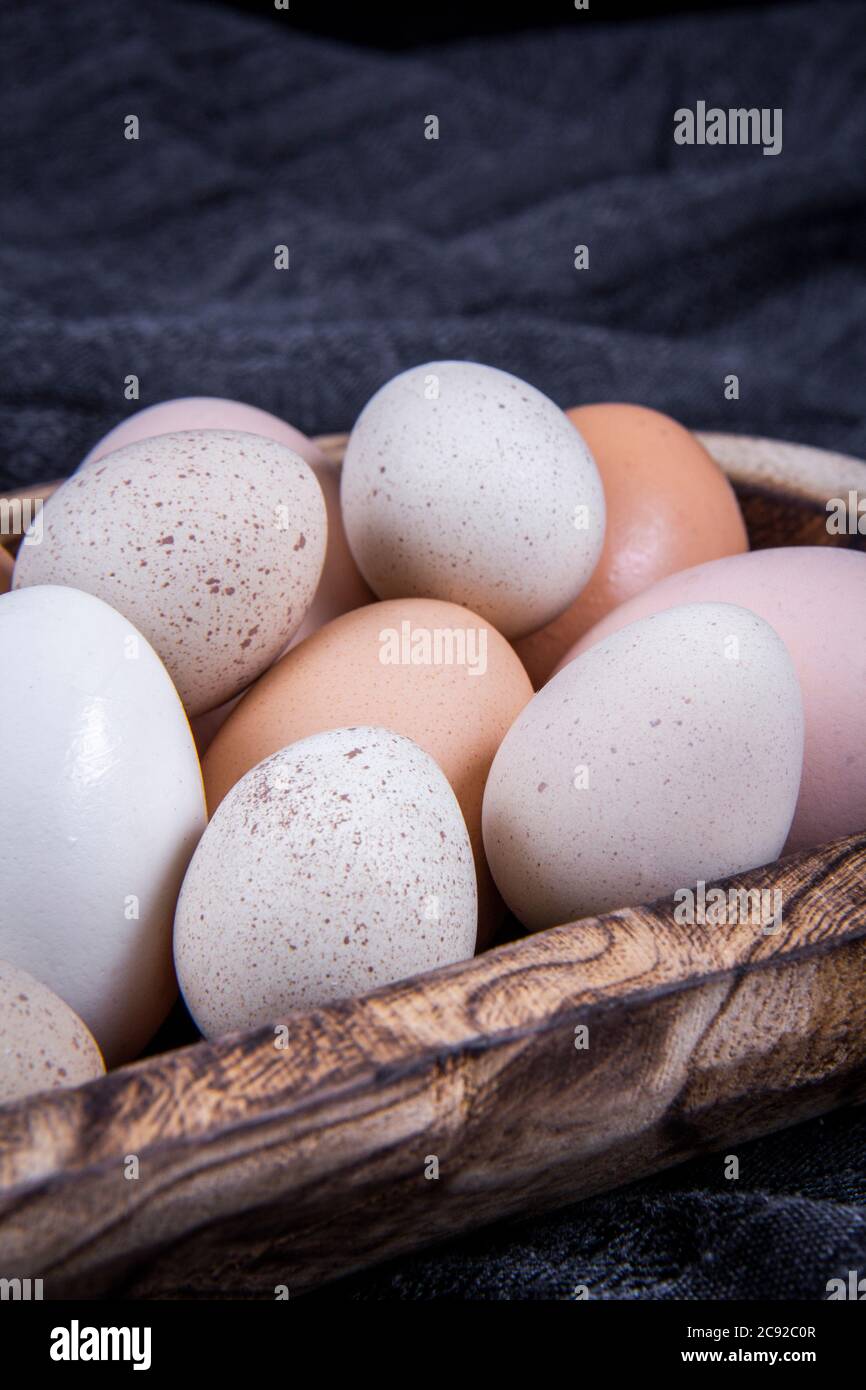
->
0;545;13;595
203;598;534;946
514;403;749;687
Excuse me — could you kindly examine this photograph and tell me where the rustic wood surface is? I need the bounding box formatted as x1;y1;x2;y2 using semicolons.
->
0;432;864;1299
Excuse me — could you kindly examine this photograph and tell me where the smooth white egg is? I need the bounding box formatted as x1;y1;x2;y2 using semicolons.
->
0;585;207;1063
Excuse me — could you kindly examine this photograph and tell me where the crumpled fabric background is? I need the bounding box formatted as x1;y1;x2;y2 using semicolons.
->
1;0;865;1299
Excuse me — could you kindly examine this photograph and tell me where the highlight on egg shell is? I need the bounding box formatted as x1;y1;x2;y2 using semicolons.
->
202;597;534;947
555;546;866;856
0;959;105;1105
483;602;804;931
174;727;478;1037
340;360;606;639
0;584;207;1065
13;429;328;716
514;403;749;687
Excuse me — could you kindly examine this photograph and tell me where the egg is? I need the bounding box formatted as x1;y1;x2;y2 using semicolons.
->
340;361;605;639
483;602;803;930
81;397;373;645
13;430;327;716
0;585;206;1063
0;960;104;1104
557;547;866;855
80;400;371;749
515;403;749;686
81;396;322;469
203;597;533;945
0;544;12;595
175;727;477;1036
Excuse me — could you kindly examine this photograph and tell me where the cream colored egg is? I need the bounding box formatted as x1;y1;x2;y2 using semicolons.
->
340;361;605;639
483;603;804;930
175;727;478;1037
556;547;866;856
0;960;104;1105
0;585;207;1064
80;397;373;649
13;430;327;716
79;399;372;749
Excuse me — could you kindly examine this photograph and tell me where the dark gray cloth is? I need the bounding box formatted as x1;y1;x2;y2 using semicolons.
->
307;1107;866;1300
2;0;865;1299
2;0;865;485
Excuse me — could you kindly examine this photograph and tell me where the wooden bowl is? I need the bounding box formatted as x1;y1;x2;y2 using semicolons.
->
0;431;865;1300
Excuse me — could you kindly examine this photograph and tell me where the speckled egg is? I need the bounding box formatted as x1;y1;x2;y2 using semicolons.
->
13;430;327;715
340;361;605;639
0;960;104;1104
175;727;478;1037
557;546;866;855
202;597;534;946
515;403;748;686
483;603;804;930
81;397;373;649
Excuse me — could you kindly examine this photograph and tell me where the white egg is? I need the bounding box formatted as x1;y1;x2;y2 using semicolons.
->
340;361;605;639
0;585;207;1063
482;602;804;929
13;429;327;715
174;726;478;1037
0;959;104;1104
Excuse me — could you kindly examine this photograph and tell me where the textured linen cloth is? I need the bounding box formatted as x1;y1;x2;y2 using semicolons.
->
1;0;865;1299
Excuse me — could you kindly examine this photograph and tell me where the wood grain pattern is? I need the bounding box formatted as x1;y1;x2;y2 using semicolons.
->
0;432;864;1299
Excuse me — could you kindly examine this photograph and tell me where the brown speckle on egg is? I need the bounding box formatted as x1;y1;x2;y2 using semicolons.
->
175;727;478;1038
12;430;328;717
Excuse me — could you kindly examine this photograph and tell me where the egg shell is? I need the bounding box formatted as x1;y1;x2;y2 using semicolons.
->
80;400;372;748
0;545;12;595
13;429;327;716
82;397;373;648
203;597;533;946
82;396;322;469
189;455;375;755
0;585;207;1063
340;361;606;639
515;403;749;686
0;959;104;1105
483;602;804;930
556;546;866;855
175;727;477;1036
